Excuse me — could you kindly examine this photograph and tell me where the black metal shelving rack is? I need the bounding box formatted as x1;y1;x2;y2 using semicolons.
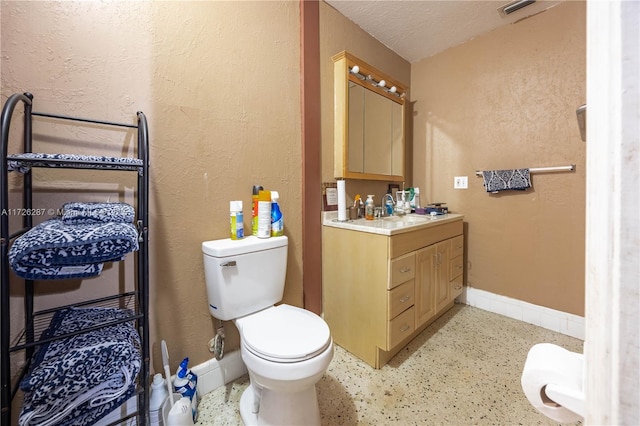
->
0;92;150;425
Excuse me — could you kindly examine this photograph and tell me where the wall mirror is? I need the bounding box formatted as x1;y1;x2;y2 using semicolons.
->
333;51;407;181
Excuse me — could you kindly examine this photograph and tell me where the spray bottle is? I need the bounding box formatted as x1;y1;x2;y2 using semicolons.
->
271;191;284;237
173;357;198;422
251;185;263;236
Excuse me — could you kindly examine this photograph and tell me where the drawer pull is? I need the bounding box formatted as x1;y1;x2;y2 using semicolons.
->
399;267;411;273
399;296;410;303
399;325;410;332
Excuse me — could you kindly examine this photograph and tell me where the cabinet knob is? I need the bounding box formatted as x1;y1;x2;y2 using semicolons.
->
399;296;410;303
399;267;411;273
399;325;410;332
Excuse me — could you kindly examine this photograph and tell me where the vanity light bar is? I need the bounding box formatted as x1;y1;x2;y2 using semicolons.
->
350;65;404;98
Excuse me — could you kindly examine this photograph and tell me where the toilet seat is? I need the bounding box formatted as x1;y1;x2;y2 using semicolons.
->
239;305;331;363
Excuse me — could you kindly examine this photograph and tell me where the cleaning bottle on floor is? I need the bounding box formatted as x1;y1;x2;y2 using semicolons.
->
149;373;168;426
173;358;198;422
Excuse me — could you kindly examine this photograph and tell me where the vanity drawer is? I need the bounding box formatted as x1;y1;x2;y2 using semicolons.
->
450;235;464;259
388;279;415;319
387;306;415;349
450;275;463;299
449;256;464;280
389;252;415;289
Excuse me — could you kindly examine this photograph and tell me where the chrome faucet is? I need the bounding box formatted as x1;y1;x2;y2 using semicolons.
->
381;193;395;216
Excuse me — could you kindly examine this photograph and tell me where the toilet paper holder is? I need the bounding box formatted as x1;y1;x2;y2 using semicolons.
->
521;343;585;422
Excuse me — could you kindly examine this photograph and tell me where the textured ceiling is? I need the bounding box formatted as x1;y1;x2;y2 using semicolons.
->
324;0;564;63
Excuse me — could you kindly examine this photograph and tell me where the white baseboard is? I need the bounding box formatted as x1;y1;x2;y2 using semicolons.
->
458;286;585;340
191;350;247;396
183;289;584;399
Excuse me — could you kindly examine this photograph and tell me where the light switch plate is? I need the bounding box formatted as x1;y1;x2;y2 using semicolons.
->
454;176;468;189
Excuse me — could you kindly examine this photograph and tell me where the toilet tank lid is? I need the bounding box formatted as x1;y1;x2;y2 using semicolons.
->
202;235;288;257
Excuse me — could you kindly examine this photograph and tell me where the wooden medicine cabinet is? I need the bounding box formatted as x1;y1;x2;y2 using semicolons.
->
333;51;408;181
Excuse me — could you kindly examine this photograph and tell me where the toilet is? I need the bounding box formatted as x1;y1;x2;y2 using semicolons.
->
202;235;333;426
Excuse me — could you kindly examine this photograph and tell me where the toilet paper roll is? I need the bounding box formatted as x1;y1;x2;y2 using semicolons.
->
337;180;347;221
521;343;584;423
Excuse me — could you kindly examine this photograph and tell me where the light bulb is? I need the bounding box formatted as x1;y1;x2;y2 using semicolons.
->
378;80;386;87
390;86;397;93
351;65;359;74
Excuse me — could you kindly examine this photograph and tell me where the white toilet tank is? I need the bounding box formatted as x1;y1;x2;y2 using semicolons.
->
202;236;288;321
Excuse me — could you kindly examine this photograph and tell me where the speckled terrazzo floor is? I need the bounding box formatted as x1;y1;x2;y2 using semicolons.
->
196;304;583;425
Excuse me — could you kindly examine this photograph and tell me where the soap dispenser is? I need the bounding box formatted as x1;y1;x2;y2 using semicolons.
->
365;195;375;220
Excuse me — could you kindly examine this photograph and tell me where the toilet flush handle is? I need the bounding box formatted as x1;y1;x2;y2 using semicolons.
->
221;260;237;267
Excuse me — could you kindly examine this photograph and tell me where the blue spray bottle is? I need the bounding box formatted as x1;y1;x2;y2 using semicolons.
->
173;357;198;421
271;191;284;237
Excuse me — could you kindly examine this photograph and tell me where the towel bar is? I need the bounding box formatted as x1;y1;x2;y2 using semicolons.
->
475;165;575;177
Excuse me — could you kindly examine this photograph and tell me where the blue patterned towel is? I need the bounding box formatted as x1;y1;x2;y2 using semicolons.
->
8;218;138;280
19;307;141;426
7;153;143;174
61;202;135;225
482;169;531;192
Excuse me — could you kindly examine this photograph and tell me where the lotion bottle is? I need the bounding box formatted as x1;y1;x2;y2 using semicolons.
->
365;195;375;220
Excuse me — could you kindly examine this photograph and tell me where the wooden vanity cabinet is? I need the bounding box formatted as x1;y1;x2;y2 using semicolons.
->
322;218;464;368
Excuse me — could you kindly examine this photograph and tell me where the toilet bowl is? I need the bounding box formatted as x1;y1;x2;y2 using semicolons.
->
202;236;334;425
235;304;333;425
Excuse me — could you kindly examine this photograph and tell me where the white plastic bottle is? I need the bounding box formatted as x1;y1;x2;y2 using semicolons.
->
257;189;272;238
413;188;421;210
149;373;168;426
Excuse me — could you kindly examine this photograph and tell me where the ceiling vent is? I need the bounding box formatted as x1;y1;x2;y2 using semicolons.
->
498;0;536;16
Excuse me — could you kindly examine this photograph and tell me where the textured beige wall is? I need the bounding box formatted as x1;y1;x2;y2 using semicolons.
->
1;1;302;373
411;2;586;315
319;1;411;203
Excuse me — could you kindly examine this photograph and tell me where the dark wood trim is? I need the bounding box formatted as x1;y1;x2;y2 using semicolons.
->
300;0;322;315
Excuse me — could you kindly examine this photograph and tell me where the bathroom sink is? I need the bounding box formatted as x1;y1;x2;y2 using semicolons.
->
323;212;462;236
382;215;430;224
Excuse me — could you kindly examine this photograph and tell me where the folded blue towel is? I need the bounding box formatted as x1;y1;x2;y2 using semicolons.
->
19;307;141;426
61;202;135;225
482;169;531;193
8;218;138;280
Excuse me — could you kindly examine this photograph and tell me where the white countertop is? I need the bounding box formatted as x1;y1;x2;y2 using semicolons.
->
322;211;464;236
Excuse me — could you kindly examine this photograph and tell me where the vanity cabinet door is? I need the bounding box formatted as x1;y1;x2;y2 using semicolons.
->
415;240;451;327
415;245;437;326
